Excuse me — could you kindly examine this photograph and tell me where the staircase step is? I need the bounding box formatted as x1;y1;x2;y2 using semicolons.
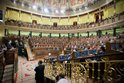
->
0;73;3;76
5;64;14;69
0;67;3;70
2;79;13;83
0;75;2;79
4;68;13;73
3;71;13;77
0;70;3;78
2;76;13;82
0;70;3;73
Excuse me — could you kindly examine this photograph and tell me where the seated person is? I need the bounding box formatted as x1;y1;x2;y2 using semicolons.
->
6;40;14;50
56;73;70;83
1;44;7;52
98;46;106;55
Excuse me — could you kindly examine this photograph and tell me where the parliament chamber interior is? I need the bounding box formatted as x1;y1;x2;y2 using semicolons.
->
0;0;124;83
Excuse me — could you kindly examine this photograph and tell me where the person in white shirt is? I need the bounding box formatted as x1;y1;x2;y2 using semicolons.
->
57;74;70;83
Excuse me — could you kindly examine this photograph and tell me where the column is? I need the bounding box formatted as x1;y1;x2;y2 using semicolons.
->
97;30;102;38
29;31;32;37
49;33;51;38
18;30;21;36
68;33;70;38
77;33;79;38
113;28;116;36
87;32;89;37
39;32;42;37
59;33;61;38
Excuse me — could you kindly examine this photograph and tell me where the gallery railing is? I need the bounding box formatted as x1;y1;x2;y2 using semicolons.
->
44;57;124;83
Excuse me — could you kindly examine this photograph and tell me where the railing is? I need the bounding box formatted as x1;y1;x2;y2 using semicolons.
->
44;57;124;83
3;12;124;32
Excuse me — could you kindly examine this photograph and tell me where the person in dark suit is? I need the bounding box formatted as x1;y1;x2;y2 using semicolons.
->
34;60;45;83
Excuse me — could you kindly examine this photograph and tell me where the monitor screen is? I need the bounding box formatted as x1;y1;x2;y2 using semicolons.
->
49;58;54;62
84;51;88;56
75;52;82;58
111;43;116;50
59;56;65;61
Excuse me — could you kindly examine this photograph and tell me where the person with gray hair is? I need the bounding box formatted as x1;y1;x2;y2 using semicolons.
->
56;73;70;83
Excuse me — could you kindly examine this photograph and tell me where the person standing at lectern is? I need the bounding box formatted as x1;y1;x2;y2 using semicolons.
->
34;60;45;83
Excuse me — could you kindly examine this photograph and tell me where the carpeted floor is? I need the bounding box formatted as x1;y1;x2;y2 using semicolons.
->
17;56;38;83
16;56;55;83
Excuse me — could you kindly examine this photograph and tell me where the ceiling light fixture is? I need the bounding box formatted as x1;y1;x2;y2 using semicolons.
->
21;3;24;7
85;6;88;10
44;8;49;13
55;10;59;14
33;5;37;10
60;9;65;14
13;0;16;4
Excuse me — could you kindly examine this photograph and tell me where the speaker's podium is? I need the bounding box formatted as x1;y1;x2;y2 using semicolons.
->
106;42;120;53
105;42;123;60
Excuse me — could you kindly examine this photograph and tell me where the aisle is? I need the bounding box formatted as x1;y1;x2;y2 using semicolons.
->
24;42;34;61
16;56;38;83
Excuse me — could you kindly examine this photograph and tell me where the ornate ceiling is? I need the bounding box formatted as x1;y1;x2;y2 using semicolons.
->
10;0;112;17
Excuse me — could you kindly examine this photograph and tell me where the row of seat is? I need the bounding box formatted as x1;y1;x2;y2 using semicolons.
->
47;50;97;62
